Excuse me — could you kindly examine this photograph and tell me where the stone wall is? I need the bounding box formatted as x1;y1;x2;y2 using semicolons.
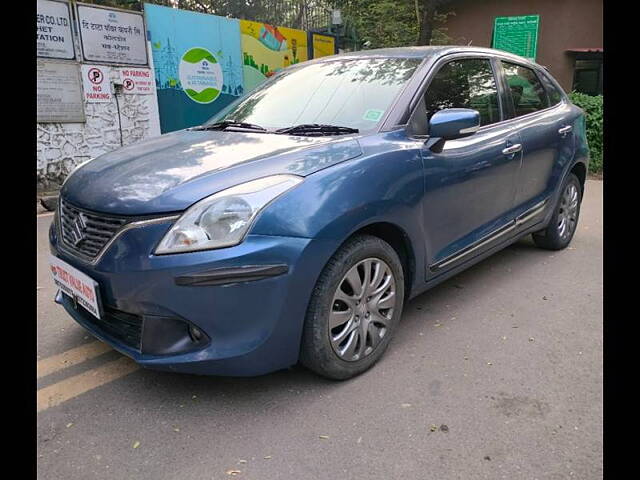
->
36;90;161;190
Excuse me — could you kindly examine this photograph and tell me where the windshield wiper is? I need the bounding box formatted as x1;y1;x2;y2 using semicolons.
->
191;120;267;132
275;124;359;137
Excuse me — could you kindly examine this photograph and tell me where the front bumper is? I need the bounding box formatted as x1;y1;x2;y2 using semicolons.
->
49;218;336;376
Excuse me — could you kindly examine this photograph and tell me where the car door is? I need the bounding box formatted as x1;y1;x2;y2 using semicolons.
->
411;56;523;276
498;61;576;227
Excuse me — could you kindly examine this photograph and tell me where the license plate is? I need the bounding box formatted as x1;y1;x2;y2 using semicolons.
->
49;255;102;320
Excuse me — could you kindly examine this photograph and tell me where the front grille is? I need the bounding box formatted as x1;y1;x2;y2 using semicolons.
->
96;307;143;351
59;199;128;261
61;293;143;351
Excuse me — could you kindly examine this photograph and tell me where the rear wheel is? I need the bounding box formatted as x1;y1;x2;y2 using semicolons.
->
532;173;582;250
300;235;405;380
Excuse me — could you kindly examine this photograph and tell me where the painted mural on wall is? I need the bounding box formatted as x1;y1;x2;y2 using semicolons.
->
240;20;308;92
144;4;243;133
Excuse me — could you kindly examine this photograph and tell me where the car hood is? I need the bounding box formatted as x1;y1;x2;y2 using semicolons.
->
61;129;363;215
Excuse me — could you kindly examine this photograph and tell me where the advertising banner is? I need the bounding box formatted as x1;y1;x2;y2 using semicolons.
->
76;3;148;65
144;3;244;133
240;19;308;92
37;0;75;59
37;60;85;123
311;33;336;59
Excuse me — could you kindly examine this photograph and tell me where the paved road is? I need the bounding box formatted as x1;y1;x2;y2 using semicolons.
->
37;181;602;480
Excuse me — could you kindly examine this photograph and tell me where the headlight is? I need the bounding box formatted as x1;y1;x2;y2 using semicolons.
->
155;174;302;254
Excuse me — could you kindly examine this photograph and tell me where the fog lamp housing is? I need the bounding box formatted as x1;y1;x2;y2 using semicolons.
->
141;315;209;355
189;325;203;342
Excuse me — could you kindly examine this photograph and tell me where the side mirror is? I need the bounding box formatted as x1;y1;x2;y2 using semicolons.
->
427;108;480;151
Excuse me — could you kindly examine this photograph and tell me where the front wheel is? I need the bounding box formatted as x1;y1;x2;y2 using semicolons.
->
532;172;582;250
300;235;405;380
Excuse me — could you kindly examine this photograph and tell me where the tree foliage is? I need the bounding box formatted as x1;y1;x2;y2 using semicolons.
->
85;0;456;49
338;0;454;49
569;92;603;173
340;0;418;49
85;1;334;31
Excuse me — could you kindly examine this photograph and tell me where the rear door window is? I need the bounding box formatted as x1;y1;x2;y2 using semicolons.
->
501;62;550;117
424;58;501;127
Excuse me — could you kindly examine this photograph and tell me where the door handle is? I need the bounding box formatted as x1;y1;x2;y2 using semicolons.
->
558;125;573;136
502;144;522;156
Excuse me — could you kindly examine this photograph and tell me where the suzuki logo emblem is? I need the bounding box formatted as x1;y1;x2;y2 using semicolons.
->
68;213;88;247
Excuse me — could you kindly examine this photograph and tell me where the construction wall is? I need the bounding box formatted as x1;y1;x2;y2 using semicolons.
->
144;3;336;134
37;1;337;188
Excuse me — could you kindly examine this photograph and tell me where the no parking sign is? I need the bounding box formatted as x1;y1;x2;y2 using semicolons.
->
123;77;135;91
80;64;112;102
118;67;154;95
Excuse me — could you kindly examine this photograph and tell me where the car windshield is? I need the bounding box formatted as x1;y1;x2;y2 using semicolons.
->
205;57;422;132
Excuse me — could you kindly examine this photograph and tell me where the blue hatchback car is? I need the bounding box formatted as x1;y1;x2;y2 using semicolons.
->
50;46;588;379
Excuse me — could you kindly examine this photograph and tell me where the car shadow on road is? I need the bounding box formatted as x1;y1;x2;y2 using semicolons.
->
394;236;545;340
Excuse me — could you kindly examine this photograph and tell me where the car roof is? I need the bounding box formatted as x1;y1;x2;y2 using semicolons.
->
312;45;544;70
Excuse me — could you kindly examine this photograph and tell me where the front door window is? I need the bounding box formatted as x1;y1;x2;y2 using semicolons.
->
425;58;501;127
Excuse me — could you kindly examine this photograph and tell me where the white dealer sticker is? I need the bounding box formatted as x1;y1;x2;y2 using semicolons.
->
49;255;102;319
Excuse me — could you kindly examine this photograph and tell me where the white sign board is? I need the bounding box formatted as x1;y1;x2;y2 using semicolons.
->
50;255;102;320
81;64;112;102
118;67;154;94
37;0;75;59
37;60;85;123
76;3;148;65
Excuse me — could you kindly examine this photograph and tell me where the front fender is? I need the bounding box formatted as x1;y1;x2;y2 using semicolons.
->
251;132;427;293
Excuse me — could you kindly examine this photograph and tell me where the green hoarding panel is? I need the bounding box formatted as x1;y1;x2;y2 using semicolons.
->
492;15;540;61
145;4;244;133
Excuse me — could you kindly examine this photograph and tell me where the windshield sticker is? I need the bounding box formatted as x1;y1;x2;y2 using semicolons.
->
363;109;384;122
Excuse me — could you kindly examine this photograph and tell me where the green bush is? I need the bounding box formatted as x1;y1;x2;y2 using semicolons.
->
568;92;603;173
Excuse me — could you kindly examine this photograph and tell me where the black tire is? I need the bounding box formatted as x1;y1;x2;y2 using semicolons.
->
532;173;582;250
300;235;405;380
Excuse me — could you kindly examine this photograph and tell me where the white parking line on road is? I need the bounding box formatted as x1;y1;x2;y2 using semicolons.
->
37;341;113;379
37;356;140;413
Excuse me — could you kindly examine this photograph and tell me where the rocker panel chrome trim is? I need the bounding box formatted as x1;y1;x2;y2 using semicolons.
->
429;198;549;272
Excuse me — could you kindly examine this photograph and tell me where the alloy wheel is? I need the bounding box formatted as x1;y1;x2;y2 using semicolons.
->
329;258;397;362
557;182;579;240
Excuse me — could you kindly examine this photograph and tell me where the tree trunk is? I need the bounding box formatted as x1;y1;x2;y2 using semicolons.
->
417;2;437;46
